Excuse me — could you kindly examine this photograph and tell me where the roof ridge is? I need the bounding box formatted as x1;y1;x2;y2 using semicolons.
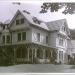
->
46;18;66;23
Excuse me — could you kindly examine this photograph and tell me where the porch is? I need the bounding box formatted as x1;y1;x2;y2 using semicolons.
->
0;43;57;65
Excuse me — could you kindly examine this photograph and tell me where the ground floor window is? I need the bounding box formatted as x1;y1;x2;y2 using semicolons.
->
59;51;63;62
37;49;43;59
16;47;28;58
45;50;49;58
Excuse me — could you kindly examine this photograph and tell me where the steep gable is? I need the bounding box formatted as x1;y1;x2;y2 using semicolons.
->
9;10;30;31
9;10;49;31
46;19;70;35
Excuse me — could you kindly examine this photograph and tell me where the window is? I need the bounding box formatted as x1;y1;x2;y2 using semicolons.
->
16;18;25;25
21;18;24;24
37;33;40;42
17;32;26;41
59;51;63;61
16;47;28;58
45;50;49;58
3;26;5;30
22;32;26;40
16;19;20;25
46;36;48;44
6;35;10;43
59;38;64;46
62;26;66;32
64;27;66;31
37;49;43;59
17;33;21;41
2;35;5;43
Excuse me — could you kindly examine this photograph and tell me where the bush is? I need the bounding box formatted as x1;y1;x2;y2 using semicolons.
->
33;57;39;64
69;58;75;65
50;49;57;64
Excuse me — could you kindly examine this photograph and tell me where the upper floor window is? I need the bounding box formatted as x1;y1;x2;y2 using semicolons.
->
17;32;26;42
46;36;48;44
17;33;21;41
6;35;11;43
3;26;5;30
62;26;66;32
2;35;5;43
37;33;40;42
59;38;64;46
22;32;26;40
2;35;11;44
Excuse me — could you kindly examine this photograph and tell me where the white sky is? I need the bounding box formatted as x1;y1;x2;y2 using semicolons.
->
0;0;75;29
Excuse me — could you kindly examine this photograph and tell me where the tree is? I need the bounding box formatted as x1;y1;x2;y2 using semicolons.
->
40;3;75;14
70;29;75;40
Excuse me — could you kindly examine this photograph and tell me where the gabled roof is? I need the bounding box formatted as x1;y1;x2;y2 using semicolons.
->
4;19;10;25
46;19;70;35
9;10;49;31
21;10;49;31
6;9;70;34
46;19;67;31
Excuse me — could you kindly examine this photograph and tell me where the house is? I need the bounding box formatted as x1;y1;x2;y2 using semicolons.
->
46;19;70;63
69;40;75;59
0;10;71;64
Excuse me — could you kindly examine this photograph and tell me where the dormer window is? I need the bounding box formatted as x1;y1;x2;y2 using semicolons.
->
32;17;41;24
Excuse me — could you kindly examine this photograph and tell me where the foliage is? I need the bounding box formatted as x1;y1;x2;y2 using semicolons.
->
40;3;75;14
50;49;57;63
0;46;14;66
69;29;75;40
69;57;75;65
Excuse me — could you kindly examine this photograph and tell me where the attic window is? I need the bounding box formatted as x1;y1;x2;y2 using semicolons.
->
16;18;24;25
32;17;41;24
16;19;20;25
21;18;24;24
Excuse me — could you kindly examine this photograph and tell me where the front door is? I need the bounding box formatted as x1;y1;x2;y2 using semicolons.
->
59;51;63;63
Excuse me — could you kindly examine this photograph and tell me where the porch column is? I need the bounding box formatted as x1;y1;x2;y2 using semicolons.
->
57;50;59;63
2;48;5;60
34;48;37;58
13;47;16;64
27;48;30;61
51;50;53;57
43;49;45;59
32;48;33;63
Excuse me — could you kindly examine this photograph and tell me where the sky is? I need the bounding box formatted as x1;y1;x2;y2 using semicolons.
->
0;1;75;29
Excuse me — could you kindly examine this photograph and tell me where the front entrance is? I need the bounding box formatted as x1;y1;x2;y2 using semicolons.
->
59;51;63;63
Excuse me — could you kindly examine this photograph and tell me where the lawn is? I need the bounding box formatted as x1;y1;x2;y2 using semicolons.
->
0;64;74;73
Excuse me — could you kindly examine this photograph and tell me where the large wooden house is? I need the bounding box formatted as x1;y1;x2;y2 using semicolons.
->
0;10;71;65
